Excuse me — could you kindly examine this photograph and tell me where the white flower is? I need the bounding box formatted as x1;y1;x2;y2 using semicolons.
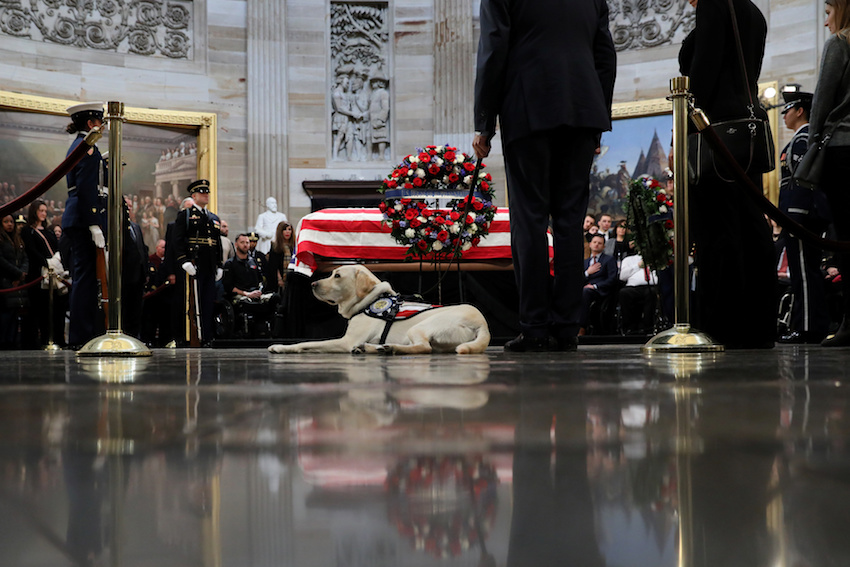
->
436;145;445;153
410;156;419;163
479;172;487;179
658;205;667;213
455;155;464;164
432;241;443;251
394;204;403;211
405;228;415;238
666;230;674;238
417;216;426;223
435;157;443;166
450;223;461;234
463;175;472;185
469;224;478;233
416;168;425;178
462;242;472;251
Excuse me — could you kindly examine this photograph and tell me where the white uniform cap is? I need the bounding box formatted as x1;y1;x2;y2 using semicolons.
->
66;102;104;118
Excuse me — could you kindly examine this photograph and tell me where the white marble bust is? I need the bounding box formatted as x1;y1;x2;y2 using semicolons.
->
254;197;288;254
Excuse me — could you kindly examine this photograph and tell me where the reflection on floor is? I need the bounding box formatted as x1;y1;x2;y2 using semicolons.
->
0;346;849;567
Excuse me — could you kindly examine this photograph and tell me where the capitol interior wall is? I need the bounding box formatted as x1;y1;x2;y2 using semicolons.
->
0;0;832;234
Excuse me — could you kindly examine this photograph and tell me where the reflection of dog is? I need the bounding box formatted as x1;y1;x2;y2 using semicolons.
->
268;265;490;354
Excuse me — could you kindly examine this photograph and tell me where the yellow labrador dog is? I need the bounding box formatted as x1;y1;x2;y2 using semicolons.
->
268;265;490;354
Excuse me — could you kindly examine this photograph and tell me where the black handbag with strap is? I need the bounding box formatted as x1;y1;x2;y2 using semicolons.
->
688;0;775;184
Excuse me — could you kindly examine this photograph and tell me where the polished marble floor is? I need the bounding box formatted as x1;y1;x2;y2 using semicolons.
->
0;345;849;567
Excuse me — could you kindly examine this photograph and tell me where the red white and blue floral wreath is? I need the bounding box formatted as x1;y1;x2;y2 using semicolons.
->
378;145;496;259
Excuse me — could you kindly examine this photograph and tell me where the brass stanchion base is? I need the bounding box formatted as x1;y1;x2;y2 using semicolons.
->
642;324;725;354
165;340;177;349
78;357;150;383
43;342;63;352
76;330;152;357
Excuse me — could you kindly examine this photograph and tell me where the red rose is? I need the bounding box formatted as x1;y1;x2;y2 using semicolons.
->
666;200;673;207
417;201;427;209
438;230;449;241
405;208;417;220
421;208;433;217
426;145;436;149
444;151;456;162
423;228;431;236
417;240;428;250
392;220;400;229
428;164;440;175
404;183;413;189
472;237;481;246
419;152;430;162
473;201;483;211
481;181;489;190
435;216;446;225
411;218;422;227
466;214;475;224
664;219;674;229
449;211;460;221
463;162;475;171
379;201;388;212
386;180;397;189
448;173;460;183
401;198;411;205
413;177;424;187
656;194;666;202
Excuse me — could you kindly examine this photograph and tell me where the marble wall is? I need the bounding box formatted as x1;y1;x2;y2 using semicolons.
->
0;0;831;233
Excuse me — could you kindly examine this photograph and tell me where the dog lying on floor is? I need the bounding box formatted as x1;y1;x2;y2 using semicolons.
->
268;264;491;354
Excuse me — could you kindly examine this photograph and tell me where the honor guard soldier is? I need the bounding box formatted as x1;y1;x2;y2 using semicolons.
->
62;102;108;348
778;90;831;343
173;180;222;346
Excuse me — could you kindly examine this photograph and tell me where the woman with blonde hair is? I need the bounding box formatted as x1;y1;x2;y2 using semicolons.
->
265;221;295;294
812;0;850;345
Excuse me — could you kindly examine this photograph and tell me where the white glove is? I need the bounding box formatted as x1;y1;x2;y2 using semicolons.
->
215;268;223;281
181;261;197;276
89;225;105;248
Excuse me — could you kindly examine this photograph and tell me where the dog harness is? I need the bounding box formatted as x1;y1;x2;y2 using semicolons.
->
362;293;441;343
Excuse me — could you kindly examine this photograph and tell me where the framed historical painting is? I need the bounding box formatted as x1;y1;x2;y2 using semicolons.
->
0;90;218;243
594;81;780;220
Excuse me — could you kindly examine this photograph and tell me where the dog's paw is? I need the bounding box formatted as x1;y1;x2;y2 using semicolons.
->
351;344;365;355
376;344;394;355
268;344;289;354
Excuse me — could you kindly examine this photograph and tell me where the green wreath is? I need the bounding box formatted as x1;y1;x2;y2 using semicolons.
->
625;175;674;273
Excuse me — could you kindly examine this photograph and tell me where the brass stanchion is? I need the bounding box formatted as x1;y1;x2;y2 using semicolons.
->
643;77;724;355
78;101;151;358
43;267;62;352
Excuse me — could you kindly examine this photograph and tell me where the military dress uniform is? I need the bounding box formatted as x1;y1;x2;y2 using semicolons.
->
62;102;108;347
173;181;222;345
779;116;830;342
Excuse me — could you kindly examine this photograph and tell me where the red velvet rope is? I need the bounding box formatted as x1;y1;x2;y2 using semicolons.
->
0;276;45;293
0;129;101;219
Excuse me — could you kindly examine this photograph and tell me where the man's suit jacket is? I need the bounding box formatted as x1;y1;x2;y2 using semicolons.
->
474;0;616;145
584;253;617;295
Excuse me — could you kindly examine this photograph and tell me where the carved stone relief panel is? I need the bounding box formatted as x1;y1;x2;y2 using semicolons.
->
0;0;193;59
330;2;390;163
607;0;694;52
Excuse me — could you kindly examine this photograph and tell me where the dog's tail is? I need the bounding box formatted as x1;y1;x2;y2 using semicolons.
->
455;324;491;355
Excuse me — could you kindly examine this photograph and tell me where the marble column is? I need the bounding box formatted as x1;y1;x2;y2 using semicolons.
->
433;0;475;154
247;0;289;227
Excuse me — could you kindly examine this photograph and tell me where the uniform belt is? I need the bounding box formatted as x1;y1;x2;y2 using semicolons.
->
188;237;217;245
787;208;810;215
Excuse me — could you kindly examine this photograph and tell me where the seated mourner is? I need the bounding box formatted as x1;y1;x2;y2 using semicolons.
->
222;233;278;336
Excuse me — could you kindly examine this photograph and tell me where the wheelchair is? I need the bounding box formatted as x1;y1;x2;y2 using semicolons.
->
214;294;278;339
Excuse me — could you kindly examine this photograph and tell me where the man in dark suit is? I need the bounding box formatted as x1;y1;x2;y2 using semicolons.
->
579;234;618;334
473;0;616;352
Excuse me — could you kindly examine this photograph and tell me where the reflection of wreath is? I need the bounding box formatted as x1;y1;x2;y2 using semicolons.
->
386;455;498;559
378;146;496;259
625;175;674;272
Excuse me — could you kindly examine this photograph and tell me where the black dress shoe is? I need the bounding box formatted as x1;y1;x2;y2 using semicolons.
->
822;326;850;347
504;333;550;352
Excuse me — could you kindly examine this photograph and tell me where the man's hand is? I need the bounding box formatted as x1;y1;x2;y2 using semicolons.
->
587;262;602;275
583;283;596;289
181;261;197;276
89;225;105;248
244;289;262;300
167;274;176;285
215;268;223;281
472;134;491;159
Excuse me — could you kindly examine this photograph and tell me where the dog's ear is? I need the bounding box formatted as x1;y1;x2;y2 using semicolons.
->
354;267;379;300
